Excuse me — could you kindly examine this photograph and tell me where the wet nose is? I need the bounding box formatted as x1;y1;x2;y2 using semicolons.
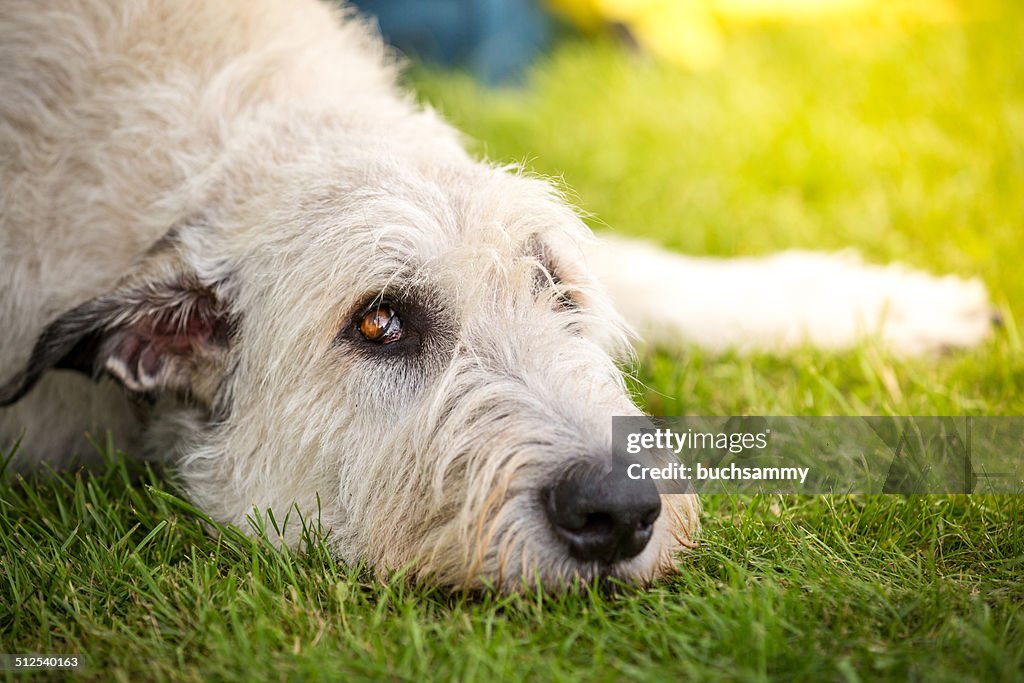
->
545;462;662;564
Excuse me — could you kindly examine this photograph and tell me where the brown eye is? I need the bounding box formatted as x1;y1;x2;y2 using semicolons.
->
358;306;403;343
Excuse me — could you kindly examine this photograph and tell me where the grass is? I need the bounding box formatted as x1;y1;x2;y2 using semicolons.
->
2;459;1021;681
2;1;1023;681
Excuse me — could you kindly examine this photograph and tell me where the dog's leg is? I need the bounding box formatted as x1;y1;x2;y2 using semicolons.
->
0;374;144;470
587;235;993;355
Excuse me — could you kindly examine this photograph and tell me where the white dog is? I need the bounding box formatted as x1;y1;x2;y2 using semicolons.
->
0;0;991;590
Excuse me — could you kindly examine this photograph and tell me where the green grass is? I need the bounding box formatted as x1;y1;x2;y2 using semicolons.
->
3;2;1024;681
2;459;1021;681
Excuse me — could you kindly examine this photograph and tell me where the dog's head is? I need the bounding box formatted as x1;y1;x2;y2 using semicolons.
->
3;132;698;591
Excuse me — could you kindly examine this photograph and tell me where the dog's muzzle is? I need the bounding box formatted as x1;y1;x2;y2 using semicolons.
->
545;460;662;564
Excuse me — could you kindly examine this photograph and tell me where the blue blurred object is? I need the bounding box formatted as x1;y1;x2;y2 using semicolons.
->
350;0;553;83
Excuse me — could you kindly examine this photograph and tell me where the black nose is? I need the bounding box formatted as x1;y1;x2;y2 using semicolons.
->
545;462;662;564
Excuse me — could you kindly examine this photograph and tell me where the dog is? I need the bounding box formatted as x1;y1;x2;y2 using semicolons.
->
0;0;992;591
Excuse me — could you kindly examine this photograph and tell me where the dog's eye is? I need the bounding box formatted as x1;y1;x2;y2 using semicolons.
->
533;268;577;313
358;306;403;343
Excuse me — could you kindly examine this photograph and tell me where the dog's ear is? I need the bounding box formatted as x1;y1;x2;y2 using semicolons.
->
0;276;233;407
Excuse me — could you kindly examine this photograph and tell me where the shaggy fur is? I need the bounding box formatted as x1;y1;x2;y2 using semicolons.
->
0;0;990;590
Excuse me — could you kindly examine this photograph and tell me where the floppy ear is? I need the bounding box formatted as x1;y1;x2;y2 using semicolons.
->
0;276;233;407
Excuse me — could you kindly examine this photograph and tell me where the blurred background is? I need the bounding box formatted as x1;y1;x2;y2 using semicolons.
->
349;0;1021;328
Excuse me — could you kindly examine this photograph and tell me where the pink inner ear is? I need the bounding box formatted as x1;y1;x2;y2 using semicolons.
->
138;342;164;382
104;308;219;393
151;312;215;352
103;329;153;392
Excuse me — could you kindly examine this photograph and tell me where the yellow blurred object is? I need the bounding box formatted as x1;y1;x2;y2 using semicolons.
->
545;0;961;68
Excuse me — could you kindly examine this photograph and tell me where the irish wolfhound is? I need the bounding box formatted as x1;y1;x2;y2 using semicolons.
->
0;0;991;590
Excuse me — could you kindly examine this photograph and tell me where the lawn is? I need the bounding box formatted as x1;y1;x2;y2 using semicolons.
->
2;1;1022;681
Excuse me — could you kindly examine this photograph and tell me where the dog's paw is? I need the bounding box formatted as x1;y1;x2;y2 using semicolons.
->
588;238;994;355
764;251;994;355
